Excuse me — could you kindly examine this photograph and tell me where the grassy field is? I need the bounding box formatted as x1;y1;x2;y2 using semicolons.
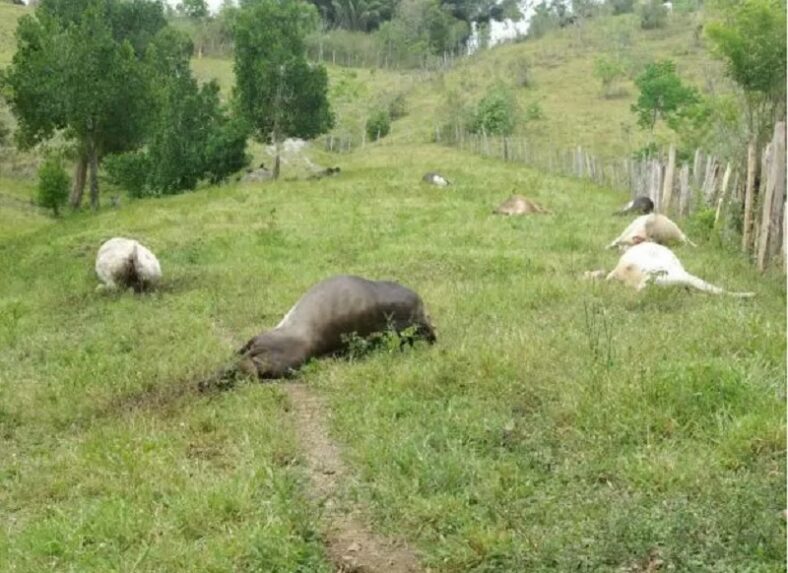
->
0;142;785;571
0;4;785;572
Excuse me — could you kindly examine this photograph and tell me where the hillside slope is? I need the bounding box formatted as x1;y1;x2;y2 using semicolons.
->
1;142;785;571
0;7;785;572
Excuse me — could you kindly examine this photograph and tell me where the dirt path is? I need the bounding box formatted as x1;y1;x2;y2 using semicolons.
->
285;383;423;573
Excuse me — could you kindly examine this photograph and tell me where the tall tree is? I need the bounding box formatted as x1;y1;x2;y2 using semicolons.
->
2;0;164;209
706;0;786;144
233;0;333;179
631;60;699;132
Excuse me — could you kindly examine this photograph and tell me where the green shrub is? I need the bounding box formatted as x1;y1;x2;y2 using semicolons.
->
36;155;70;216
469;86;518;135
366;109;391;141
386;93;407;120
204;118;250;184
104;151;153;198
524;100;545;122
640;0;668;29
608;0;635;15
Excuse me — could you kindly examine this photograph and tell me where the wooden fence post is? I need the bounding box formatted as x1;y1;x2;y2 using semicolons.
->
756;122;785;271
693;149;703;189
742;140;757;252
714;163;732;227
766;122;786;265
661;144;676;214
679;163;690;217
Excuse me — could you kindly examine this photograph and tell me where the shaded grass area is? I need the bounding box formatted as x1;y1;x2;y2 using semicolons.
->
0;142;784;570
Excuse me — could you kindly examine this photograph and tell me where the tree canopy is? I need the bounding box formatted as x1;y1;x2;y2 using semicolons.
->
706;0;786;140
233;0;333;178
631;60;699;132
2;0;165;208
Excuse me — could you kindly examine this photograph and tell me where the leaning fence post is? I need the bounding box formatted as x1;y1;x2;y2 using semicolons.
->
714;162;732;228
755;122;786;271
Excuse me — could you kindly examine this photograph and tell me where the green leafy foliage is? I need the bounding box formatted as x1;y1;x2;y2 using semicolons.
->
107;32;248;196
639;0;668;29
36;154;69;215
178;0;208;20
366;109;391;140
593;56;627;98
233;0;333;178
469;86;518;135
608;0;635;15
104;151;150;198
631;60;699;131
705;0;786;140
3;0;165;208
204;117;250;185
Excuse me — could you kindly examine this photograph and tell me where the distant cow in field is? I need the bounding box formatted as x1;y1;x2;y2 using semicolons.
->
308;166;341;180
95;237;161;292
614;196;654;216
493;195;550;215
604;242;754;297
607;214;696;250
422;172;450;187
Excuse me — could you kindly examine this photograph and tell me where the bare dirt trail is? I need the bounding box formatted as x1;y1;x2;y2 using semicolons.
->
285;383;424;573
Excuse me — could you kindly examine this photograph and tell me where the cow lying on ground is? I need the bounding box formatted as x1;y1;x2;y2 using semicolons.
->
607;213;696;250
422;172;450;187
604;242;754;297
95;237;161;292
493;195;550;215
199;275;436;390
614;196;654;216
308;166;341;180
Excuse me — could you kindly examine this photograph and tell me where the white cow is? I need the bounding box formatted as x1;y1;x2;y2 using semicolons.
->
607;213;696;250
605;242;754;297
95;237;162;292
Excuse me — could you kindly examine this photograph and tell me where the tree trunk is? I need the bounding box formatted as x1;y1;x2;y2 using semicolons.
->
273;151;280;180
88;141;100;211
69;153;88;209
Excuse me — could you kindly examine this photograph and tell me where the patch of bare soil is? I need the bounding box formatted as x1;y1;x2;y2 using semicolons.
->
285;383;423;573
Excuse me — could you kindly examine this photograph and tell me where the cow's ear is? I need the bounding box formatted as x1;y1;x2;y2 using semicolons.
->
632;235;646;244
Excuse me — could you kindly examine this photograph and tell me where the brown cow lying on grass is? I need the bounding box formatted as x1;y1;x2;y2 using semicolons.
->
199;275;436;390
493;195;550;215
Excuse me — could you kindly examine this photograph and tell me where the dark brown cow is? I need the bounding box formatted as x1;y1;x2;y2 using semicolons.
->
200;275;435;390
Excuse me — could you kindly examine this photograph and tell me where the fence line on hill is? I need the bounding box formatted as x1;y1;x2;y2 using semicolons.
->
439;122;786;271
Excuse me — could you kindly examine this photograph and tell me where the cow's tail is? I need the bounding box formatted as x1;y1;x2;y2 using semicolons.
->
682;273;754;298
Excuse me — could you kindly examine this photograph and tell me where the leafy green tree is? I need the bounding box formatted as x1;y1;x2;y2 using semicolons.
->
469;86;518;135
593;56;626;98
179;0;208;19
705;0;786;142
37;155;70;216
631;60;699;131
2;0;164;210
639;0;668;29
233;0;333;179
107;29;249;196
366;109;391;141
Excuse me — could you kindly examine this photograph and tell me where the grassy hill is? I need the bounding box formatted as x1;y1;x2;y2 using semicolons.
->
0;5;786;572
